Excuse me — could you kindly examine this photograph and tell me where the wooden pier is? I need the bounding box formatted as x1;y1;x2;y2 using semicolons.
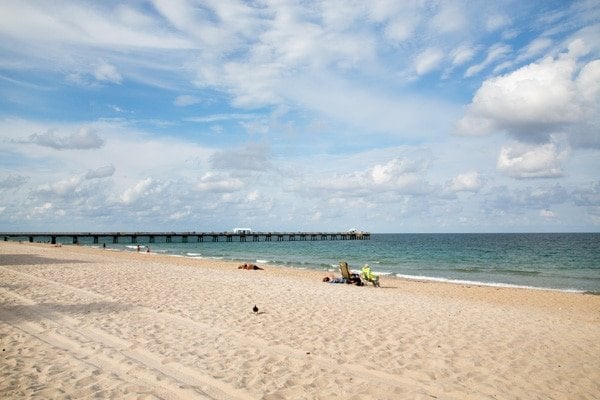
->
1;231;370;245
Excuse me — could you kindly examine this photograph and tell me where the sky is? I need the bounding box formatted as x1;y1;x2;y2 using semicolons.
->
0;0;599;233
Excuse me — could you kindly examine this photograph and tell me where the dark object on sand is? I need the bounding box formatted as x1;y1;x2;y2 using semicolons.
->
239;263;264;270
253;305;259;314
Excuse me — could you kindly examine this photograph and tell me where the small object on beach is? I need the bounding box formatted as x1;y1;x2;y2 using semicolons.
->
239;263;264;270
253;304;259;314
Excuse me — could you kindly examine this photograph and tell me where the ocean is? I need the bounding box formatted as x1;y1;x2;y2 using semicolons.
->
73;233;599;293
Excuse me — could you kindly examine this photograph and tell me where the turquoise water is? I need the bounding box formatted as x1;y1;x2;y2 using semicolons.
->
72;233;599;292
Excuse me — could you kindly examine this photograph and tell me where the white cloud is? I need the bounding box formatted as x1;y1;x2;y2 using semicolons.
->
451;44;476;65
414;48;444;75
540;209;555;218
0;2;598;232
456;41;600;147
36;177;82;197
196;172;244;193
430;2;466;33
85;165;115;180
485;14;511;32
31;202;53;216
448;171;483;192
94;62;123;84
29;128;104;150
384;18;416;42
497;142;567;179
119;178;156;204
517;37;553;62
370;158;420;185
464;43;511;77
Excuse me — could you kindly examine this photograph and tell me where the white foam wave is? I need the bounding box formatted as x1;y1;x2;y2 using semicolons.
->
393;273;584;293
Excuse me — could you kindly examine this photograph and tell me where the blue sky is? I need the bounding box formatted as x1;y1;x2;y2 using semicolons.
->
0;0;599;233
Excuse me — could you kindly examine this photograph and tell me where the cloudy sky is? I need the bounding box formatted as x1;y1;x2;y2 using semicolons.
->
0;0;599;233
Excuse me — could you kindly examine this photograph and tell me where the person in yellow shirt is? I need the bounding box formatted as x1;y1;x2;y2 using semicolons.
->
361;264;380;287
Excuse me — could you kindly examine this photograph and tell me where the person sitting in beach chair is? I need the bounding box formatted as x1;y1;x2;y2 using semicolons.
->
360;264;380;287
338;262;364;286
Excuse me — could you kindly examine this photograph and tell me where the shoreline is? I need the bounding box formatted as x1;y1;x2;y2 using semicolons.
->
77;242;599;294
1;241;599;399
5;241;599;322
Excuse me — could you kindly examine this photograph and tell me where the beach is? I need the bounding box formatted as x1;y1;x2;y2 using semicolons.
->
1;242;599;399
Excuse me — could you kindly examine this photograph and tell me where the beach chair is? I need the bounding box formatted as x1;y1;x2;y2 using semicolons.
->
360;264;380;287
339;262;363;285
339;261;352;280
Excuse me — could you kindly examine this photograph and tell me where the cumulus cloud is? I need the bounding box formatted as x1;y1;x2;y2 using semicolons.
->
448;171;483;192
29;128;104;150
456;40;600;147
119;178;158;204
85;165;115;180
31;202;53;217
370;158;421;185
302;157;432;199
496;142;568;179
196;172;244;193
35;177;83;197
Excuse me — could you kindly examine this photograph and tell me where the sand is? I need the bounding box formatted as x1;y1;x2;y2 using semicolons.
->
1;242;599;399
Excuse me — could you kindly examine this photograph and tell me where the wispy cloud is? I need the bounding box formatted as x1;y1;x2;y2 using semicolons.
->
28;128;105;150
0;1;598;232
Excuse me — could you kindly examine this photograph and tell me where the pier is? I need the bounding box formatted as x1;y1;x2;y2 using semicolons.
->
1;231;370;245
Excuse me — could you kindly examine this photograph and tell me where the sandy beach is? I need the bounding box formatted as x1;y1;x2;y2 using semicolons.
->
1;241;599;399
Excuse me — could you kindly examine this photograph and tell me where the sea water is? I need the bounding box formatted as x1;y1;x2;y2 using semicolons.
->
84;233;599;293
